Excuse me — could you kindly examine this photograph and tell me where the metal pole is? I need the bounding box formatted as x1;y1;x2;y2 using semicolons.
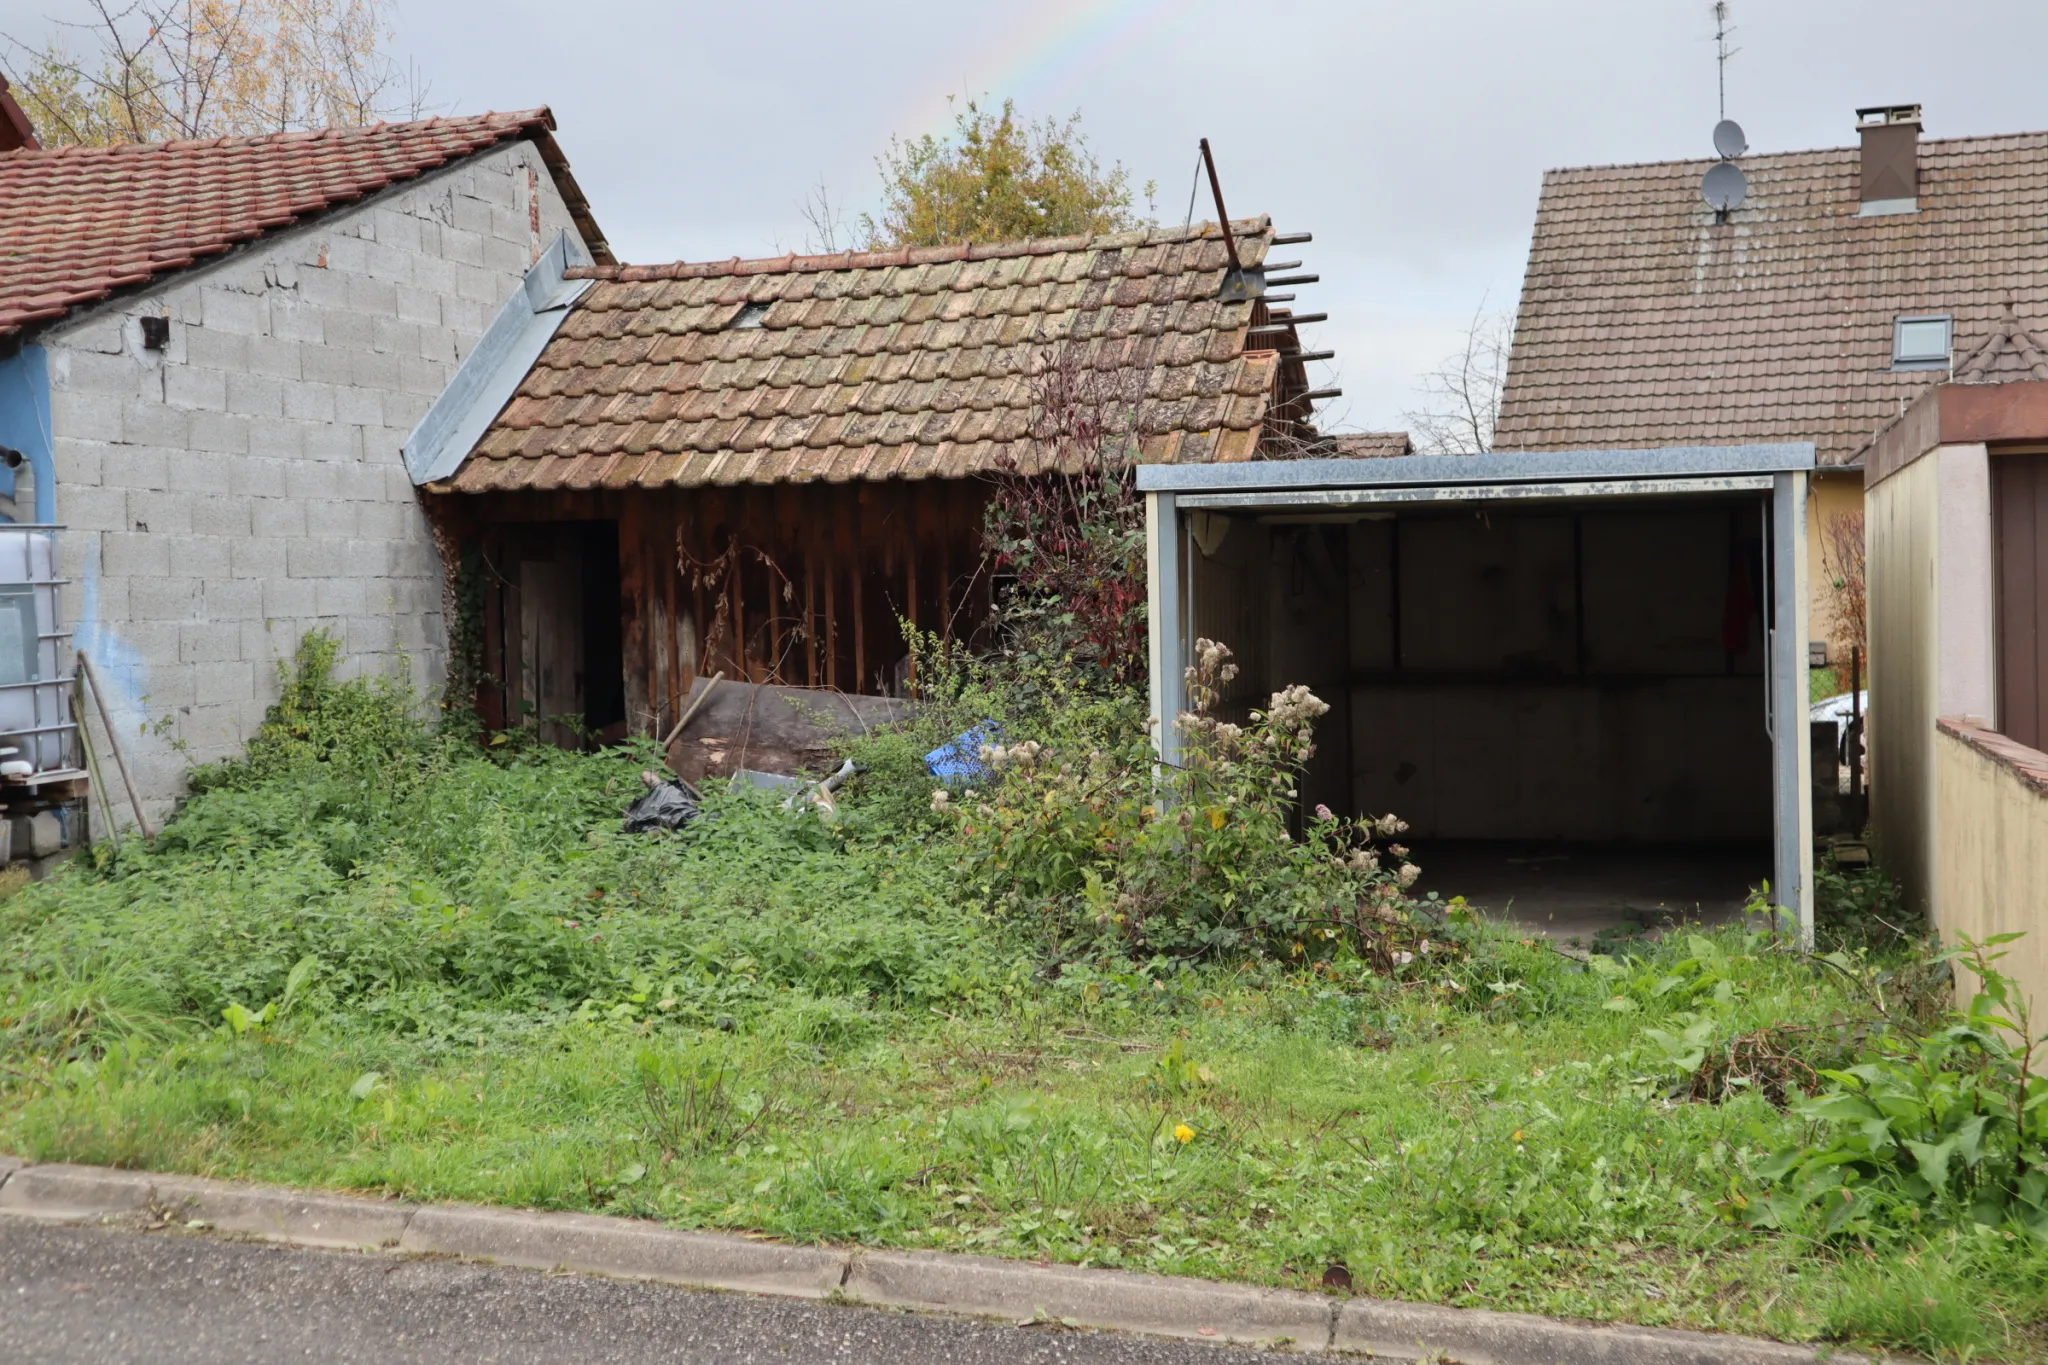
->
76;650;153;841
1197;139;1242;275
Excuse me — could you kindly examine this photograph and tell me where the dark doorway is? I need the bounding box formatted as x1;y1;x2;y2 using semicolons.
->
478;521;626;745
1994;451;2048;750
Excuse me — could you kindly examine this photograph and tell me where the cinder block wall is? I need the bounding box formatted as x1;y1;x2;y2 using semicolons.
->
41;139;584;827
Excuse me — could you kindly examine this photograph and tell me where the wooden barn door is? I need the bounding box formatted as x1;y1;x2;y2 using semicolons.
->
1994;451;2048;750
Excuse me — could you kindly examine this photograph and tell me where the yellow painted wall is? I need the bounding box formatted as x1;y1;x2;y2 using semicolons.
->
1806;471;1865;671
1866;455;1938;913
1936;728;2048;1016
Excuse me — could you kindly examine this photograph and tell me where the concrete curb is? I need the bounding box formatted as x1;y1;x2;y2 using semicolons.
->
0;1156;1864;1363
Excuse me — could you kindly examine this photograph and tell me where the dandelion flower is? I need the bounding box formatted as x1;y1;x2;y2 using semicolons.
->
1174;1124;1196;1145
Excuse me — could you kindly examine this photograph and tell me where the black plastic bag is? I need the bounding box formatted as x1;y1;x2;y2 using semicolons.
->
623;776;700;833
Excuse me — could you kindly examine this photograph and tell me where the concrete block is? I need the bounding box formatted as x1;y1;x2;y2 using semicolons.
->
130;575;203;621
354;502;409;539
489;204;530;245
373;207;424;255
482;234;528;275
366;242;418;288
296;264;349;308
244;420;303;465
1332;1297;1827;1365
225;372;284;419
59;349;146;398
251;499;307;539
398;1204;849;1299
284;460;342;502
187;410;252;457
322;309;374;352
0;1163;155;1221
182;328;250;372
285;539;347;579
335;385;385;427
300;341;353;386
417;325;458;365
395;282;442;327
346;613;396;656
844;1250;1335;1351
282;381;337;424
191;660;256;703
245;337;305;381
162;364;227;412
270;300;325;345
230;536;289;579
347;275;399;316
122;400;191;450
167;535;231;579
179;621;244;663
262;577;319;617
302;423;360;463
400;353;449;396
127;490;193;536
450;194;492;236
314;578;369;617
412;254;455;302
101;531;171;579
197;286;267;336
190;494;252;538
202;578;263;621
372;316;421;357
59;485;128;534
240;619;281;662
51;388;125;443
352;343;404;390
54;438;107;488
320;235;371;276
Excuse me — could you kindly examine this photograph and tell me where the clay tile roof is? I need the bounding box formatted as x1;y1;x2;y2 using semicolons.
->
1494;129;2048;466
0;108;611;338
444;216;1294;491
1332;431;1413;459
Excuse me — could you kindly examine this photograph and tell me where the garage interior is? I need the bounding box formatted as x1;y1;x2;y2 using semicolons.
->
1145;448;1815;941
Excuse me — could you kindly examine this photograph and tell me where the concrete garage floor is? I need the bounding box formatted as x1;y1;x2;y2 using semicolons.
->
1408;841;1771;946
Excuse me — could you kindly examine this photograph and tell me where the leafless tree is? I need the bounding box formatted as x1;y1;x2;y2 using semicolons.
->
1403;302;1513;456
3;0;430;147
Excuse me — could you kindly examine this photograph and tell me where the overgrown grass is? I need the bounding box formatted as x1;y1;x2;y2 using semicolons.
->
1;637;2041;1360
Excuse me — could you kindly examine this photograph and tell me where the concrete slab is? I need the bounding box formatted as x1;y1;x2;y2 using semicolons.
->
1410;841;1768;945
0;1154;25;1189
1335;1297;1826;1365
845;1249;1334;1352
0;1163;155;1221
149;1175;413;1249
399;1203;848;1299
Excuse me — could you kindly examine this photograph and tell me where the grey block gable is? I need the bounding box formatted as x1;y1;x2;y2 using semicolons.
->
40;138;586;826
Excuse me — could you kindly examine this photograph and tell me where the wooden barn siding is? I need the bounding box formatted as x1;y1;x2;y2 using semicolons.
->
430;482;992;740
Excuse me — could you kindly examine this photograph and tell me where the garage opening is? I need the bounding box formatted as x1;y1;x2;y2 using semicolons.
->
1146;448;1815;940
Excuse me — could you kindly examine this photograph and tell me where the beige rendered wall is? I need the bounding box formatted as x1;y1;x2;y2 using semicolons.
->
1806;470;1865;669
1867;452;1939;912
1936;724;2048;1015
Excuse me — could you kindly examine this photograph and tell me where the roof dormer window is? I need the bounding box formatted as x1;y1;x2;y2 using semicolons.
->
1892;314;1952;370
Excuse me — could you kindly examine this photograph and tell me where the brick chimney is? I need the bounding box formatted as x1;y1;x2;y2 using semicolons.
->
1857;104;1921;216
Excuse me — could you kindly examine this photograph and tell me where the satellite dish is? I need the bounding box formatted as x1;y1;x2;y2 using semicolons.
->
1702;161;1748;213
1712;118;1748;159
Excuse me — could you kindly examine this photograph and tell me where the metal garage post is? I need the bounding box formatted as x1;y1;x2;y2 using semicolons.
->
1771;472;1816;943
1145;490;1184;769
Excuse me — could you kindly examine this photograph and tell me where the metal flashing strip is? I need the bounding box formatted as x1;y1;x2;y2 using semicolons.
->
1176;474;1773;510
402;230;593;486
1136;443;1815;495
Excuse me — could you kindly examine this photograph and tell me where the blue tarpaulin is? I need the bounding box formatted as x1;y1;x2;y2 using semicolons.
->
925;721;1000;783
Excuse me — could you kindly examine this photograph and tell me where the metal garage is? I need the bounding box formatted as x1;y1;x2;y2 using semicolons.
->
1140;444;1817;941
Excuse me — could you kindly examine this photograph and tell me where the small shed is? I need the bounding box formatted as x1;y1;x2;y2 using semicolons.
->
1138;444;1819;938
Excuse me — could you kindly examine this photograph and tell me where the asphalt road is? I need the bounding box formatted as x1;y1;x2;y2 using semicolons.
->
0;1218;1267;1363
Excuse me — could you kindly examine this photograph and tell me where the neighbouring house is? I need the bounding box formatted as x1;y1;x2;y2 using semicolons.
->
0;106;609;838
407;217;1334;767
1861;369;2048;1003
1495;104;2048;673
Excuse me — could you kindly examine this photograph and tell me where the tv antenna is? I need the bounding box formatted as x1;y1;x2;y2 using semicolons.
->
1702;1;1748;217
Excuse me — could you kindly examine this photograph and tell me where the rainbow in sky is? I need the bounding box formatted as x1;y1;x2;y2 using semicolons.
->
895;0;1188;141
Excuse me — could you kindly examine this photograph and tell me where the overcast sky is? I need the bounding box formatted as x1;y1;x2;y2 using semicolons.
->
7;0;2048;432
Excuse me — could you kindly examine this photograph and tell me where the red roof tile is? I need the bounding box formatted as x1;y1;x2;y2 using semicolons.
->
0;108;610;338
1495;130;2048;466
442;218;1311;490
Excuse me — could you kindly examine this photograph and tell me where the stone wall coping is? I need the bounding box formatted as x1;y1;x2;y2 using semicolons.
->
1937;715;2048;797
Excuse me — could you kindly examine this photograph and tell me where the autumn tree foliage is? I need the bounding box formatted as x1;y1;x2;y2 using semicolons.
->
2;0;425;147
806;97;1149;252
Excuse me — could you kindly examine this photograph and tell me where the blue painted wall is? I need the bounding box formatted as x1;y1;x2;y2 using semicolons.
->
0;345;56;522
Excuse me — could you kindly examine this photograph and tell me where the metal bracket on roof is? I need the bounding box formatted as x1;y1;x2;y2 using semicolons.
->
402;229;593;486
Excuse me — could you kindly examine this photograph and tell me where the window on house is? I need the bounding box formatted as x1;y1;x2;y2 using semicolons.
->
1892;314;1953;370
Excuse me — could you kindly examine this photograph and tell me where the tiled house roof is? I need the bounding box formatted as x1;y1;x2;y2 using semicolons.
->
1495;130;2048;466
442;218;1318;491
0;109;610;337
1332;431;1413;458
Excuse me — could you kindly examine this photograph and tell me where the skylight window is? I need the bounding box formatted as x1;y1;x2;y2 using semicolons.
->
732;302;770;329
1892;314;1953;370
